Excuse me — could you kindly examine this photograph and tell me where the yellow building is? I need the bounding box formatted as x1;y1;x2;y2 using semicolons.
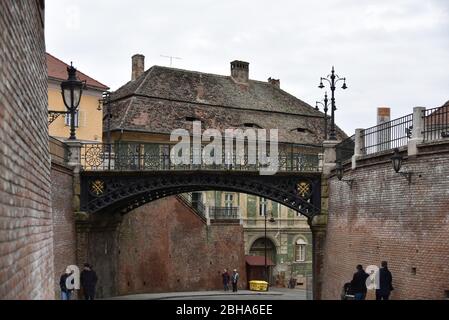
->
47;53;109;142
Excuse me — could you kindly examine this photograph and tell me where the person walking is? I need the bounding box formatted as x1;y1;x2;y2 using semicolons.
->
376;261;394;300
80;263;98;300
222;269;230;291
231;269;239;292
60;268;74;300
350;264;369;300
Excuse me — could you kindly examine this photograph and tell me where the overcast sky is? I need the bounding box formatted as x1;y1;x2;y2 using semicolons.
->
46;0;449;135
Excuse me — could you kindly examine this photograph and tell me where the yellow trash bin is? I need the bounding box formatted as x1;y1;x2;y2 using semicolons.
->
249;280;268;292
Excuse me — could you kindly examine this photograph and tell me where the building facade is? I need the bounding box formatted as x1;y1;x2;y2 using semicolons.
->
47;53;109;142
103;54;346;288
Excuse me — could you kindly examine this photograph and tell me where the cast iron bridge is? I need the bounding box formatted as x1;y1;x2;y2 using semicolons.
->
78;142;323;218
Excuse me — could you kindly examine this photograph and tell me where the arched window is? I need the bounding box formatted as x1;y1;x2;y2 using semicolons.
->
295;238;307;262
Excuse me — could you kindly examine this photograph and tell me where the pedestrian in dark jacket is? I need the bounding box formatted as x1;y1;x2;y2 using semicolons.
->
350;265;369;300
80;263;98;300
222;269;230;291
231;269;239;292
60;269;74;300
376;261;393;300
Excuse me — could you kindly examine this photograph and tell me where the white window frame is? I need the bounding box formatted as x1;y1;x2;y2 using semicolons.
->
224;193;234;208
295;239;307;262
259;197;267;216
65;111;79;127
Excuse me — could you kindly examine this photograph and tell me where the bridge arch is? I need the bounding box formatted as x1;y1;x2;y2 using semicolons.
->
80;171;322;219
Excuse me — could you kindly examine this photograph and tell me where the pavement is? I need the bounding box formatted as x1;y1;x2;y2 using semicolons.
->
107;287;309;300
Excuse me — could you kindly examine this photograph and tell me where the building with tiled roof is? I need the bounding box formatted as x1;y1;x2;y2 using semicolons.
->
106;54;347;289
47;53;109;142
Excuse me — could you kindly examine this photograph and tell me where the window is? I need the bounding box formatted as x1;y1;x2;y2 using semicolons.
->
295;239;307;262
225;193;234;208
65;111;79;127
259;197;268;216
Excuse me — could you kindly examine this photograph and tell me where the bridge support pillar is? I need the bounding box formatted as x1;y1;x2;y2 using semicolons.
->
408;106;425;157
323;140;339;176
310;214;327;300
75;211;123;298
352;129;365;169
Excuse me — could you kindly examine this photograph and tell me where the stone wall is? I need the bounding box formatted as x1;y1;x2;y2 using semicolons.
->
322;143;449;300
117;196;247;296
0;0;54;299
51;163;76;299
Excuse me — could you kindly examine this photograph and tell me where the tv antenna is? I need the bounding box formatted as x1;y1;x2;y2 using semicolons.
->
160;55;182;67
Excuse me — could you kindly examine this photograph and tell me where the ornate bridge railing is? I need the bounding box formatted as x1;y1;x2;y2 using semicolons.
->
361;113;413;155
209;206;240;220
423;106;449;141
336;135;355;163
80;142;323;173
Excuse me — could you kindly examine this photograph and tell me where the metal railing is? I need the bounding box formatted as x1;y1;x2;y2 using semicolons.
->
336;135;355;163
361;113;413;155
79;142;323;173
422;106;449;142
177;193;206;218
209;206;239;219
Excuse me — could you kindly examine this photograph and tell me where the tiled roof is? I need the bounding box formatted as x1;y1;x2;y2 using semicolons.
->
107;65;348;143
46;53;109;91
425;100;449;125
111;66;318;116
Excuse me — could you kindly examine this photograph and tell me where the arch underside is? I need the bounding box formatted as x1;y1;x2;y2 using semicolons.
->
80;172;321;219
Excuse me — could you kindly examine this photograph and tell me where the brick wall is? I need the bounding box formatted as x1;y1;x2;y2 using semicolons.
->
51;163;76;299
0;0;55;299
322;144;449;300
117;196;247;295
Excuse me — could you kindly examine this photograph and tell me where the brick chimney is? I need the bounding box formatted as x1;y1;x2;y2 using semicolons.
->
132;54;145;81
268;77;280;88
230;60;249;84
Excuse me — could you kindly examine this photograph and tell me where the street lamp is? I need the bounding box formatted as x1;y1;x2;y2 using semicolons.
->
98;91;112;170
391;148;413;184
98;91;112;145
318;67;348;141
264;211;275;288
316;92;329;140
61;63;85;140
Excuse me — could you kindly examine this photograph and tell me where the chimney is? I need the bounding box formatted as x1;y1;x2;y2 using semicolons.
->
230;60;249;84
132;54;145;81
268;77;280;88
377;107;391;152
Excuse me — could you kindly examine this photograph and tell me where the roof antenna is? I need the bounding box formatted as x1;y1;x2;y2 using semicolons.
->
160;55;182;67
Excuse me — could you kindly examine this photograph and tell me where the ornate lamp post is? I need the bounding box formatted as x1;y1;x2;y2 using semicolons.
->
316;92;329;140
98;91;112;145
264;211;275;287
318;67;348;140
98;91;112;169
61;63;85;140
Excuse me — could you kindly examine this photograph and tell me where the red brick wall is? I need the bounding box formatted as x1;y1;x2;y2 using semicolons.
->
322;146;449;300
51;163;76;299
117;196;247;295
0;1;54;299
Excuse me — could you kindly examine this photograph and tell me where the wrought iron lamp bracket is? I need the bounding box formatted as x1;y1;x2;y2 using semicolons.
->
48;110;68;125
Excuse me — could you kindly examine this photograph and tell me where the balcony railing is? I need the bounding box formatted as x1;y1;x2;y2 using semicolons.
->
422;107;449;142
209;206;239;220
79;142;323;173
361;113;413;155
